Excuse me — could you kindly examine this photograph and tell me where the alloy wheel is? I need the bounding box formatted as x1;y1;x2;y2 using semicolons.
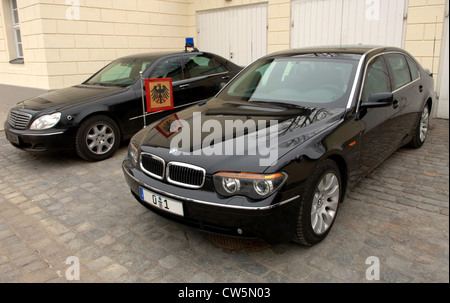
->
419;106;429;143
311;172;340;235
86;124;115;155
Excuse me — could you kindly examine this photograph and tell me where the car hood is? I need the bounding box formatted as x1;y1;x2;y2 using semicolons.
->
138;99;345;173
16;85;128;112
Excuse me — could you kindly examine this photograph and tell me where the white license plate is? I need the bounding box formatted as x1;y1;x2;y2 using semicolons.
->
6;131;19;144
139;187;184;217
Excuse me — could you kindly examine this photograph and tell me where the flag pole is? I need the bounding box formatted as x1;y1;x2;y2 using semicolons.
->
140;71;147;128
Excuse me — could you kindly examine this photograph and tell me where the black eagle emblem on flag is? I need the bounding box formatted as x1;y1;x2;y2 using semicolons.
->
151;84;170;104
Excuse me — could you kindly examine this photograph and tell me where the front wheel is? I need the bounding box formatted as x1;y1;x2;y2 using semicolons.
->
75;115;120;161
294;160;342;246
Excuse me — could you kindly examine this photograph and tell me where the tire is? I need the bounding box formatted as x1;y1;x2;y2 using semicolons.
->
75;115;120;161
294;159;342;246
408;105;430;149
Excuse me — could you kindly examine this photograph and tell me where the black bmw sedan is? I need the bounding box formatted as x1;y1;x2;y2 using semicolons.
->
122;46;434;246
4;50;241;161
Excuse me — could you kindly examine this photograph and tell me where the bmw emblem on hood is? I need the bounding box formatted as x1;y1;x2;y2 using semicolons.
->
169;148;178;155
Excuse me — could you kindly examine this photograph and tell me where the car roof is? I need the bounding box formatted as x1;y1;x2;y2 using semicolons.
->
119;50;206;60
265;45;405;59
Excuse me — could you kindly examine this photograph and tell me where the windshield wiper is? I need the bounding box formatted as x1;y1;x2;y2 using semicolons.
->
88;82;130;87
114;83;131;87
248;100;286;105
249;99;312;110
249;99;273;103
85;82;108;86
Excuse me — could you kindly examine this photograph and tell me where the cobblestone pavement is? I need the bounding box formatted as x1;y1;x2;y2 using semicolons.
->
0;119;448;283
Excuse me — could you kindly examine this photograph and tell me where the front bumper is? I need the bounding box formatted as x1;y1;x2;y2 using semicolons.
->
122;159;301;244
4;121;75;153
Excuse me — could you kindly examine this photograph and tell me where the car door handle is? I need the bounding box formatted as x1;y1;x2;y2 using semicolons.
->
419;85;424;93
221;75;230;80
179;84;190;89
393;99;399;109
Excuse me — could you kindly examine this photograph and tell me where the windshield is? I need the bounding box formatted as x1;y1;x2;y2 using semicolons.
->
219;56;359;108
85;58;155;87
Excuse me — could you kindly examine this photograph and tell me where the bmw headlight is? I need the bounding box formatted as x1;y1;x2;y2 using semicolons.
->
128;141;140;167
213;172;287;200
30;113;61;130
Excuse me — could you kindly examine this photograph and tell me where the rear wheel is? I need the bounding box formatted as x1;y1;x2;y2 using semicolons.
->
409;105;430;149
294;160;342;246
75;115;120;161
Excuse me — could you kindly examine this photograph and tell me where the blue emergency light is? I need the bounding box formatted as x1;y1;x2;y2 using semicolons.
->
185;38;198;52
185;37;194;48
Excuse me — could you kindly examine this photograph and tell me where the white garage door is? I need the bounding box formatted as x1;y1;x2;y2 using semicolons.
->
291;0;408;48
197;3;268;66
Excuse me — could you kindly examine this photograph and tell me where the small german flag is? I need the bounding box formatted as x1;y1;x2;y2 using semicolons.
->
145;78;174;113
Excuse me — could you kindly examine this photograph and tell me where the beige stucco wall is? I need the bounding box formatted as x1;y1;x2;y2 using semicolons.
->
40;0;191;89
0;0;192;90
0;0;293;90
0;0;50;89
0;0;447;94
405;0;447;80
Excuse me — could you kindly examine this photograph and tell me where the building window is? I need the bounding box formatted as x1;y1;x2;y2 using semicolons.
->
9;0;23;61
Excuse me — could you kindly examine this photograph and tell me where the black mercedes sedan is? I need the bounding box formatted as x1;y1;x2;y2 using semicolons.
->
122;46;434;246
4;50;241;161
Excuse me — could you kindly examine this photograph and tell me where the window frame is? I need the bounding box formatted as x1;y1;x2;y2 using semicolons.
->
360;55;392;104
385;53;413;91
405;55;421;82
357;51;422;113
183;53;217;79
211;54;229;74
182;53;229;80
9;0;23;60
149;55;185;82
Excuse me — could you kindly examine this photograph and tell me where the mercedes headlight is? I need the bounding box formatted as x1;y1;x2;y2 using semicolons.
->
213;172;287;200
30;113;61;130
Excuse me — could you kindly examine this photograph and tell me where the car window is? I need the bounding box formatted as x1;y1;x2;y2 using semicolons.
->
386;54;412;90
150;57;184;81
405;56;420;81
185;54;218;78
141;61;153;73
361;56;391;103
213;56;228;73
85;57;156;86
221;56;358;108
100;64;132;83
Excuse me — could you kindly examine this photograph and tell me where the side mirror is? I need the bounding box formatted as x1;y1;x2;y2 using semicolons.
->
360;93;394;109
